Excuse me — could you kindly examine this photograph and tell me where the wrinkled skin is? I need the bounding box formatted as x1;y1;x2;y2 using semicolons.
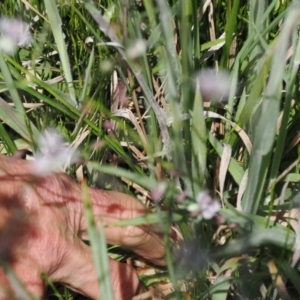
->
0;155;166;299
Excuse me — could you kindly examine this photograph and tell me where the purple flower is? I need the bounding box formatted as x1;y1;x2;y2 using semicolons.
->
0;17;32;55
150;182;168;202
32;128;78;176
194;69;232;102
196;190;221;219
103;119;114;133
176;191;187;203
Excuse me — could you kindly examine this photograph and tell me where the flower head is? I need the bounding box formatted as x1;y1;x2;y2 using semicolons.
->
176;190;187;203
194;69;232;102
196;190;221;219
103;119;114;133
0;17;32;55
188;190;221;219
150;182;168;202
32;128;78;176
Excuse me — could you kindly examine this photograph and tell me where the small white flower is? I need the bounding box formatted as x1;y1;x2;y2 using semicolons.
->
196;190;221;219
32;128;78;176
194;69;232;102
126;39;147;59
0;17;32;55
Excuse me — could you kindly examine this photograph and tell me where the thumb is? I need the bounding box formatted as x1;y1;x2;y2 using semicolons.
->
53;241;140;299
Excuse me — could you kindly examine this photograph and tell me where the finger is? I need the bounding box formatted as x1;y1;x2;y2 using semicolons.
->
0;155;31;177
109;257;141;300
0;263;45;300
54;241;139;299
80;188;166;266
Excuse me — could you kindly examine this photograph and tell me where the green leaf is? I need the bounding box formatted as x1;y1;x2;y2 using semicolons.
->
44;0;78;107
88;162;157;191
0;97;39;142
107;211;183;228
242;3;300;214
211;277;232;300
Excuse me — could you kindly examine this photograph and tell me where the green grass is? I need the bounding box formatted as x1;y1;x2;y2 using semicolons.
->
1;0;300;299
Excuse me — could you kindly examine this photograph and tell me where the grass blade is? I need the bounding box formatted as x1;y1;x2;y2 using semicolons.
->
242;3;300;214
82;181;114;300
43;0;77;107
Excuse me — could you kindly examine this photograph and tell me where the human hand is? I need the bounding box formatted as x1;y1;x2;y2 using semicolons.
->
0;154;166;299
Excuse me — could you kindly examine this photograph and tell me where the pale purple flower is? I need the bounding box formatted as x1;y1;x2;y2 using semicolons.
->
0;17;32;55
32;128;78;176
196;190;221;219
194;69;232;102
103;119;114;132
176;190;187;203
150;182;168;202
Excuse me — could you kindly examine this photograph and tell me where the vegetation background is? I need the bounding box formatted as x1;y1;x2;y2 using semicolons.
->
1;0;300;299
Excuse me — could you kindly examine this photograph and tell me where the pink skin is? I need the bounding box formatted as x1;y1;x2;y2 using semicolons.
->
0;155;166;299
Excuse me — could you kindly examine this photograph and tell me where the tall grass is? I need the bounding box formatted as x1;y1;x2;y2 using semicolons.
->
1;0;300;299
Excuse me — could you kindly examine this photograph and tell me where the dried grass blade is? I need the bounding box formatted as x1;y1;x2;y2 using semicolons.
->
204;111;252;154
219;143;232;201
113;109;147;145
237;169;248;211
